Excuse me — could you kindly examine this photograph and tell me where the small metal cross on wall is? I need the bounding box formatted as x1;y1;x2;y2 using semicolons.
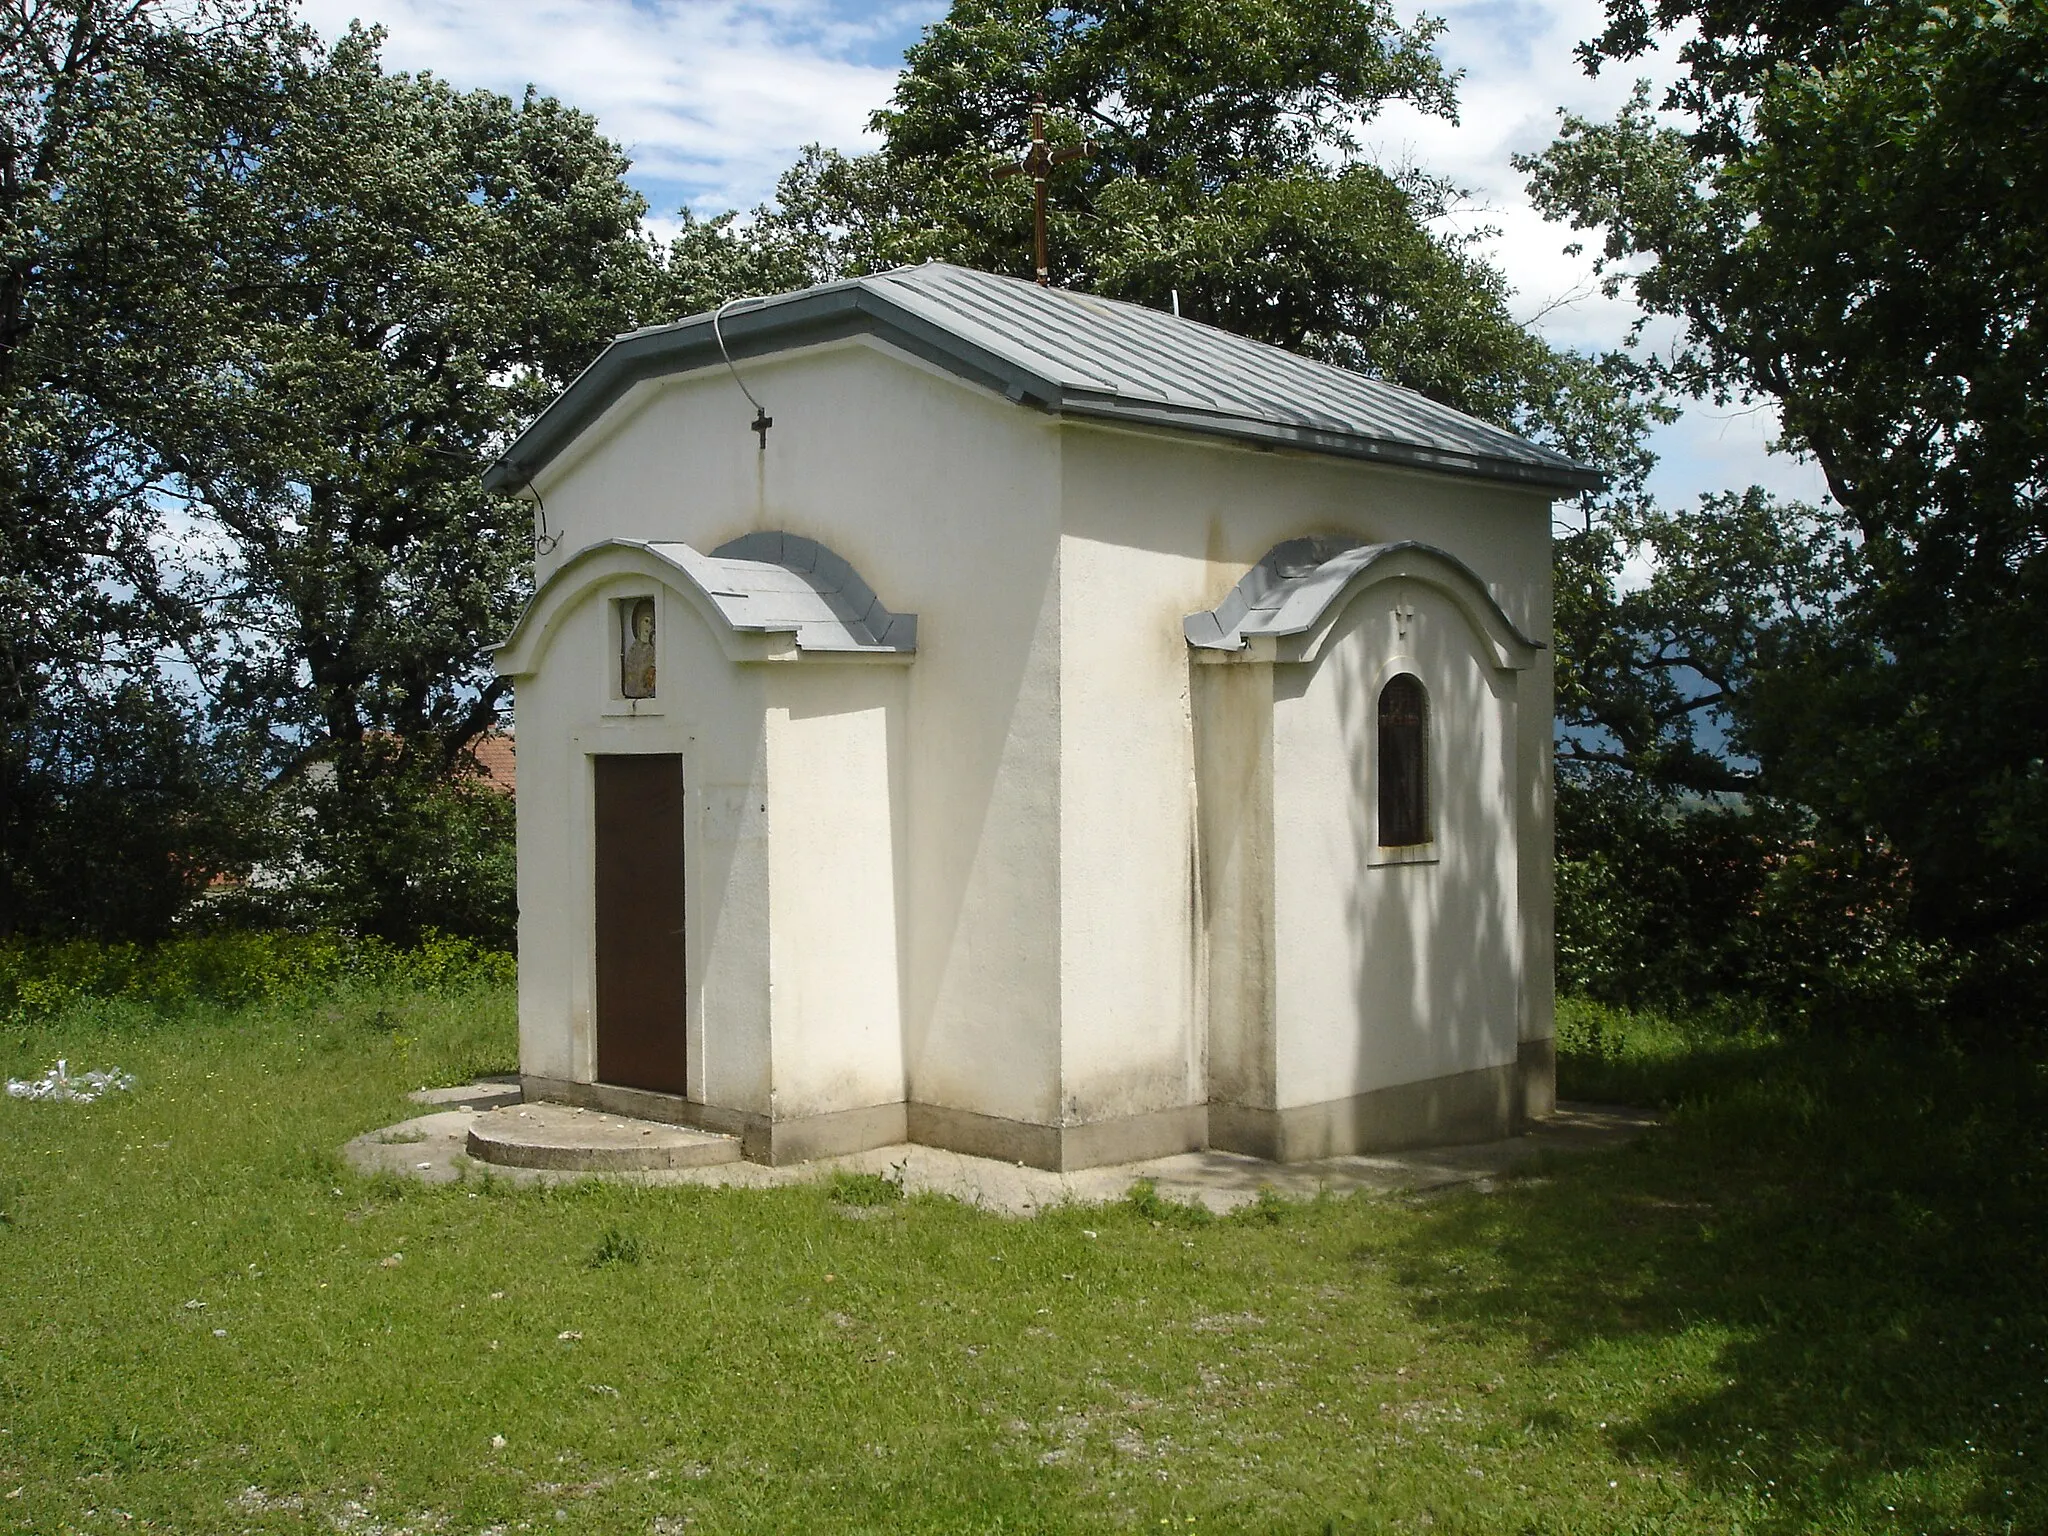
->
994;96;1093;285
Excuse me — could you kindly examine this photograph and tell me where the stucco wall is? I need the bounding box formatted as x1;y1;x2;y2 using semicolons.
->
1269;584;1521;1107
509;569;771;1109
1191;662;1275;1109
764;669;907;1118
1054;526;1204;1124
1057;423;1554;1125
523;339;1065;1125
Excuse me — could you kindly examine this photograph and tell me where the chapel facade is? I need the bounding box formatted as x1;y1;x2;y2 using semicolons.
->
485;263;1597;1170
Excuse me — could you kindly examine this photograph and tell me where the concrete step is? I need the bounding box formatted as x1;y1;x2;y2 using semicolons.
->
465;1103;742;1173
408;1076;522;1113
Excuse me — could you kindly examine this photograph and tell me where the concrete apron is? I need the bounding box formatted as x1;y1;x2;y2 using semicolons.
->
344;1083;1657;1217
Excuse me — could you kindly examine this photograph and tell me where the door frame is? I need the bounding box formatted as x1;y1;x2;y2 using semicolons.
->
570;726;703;1098
591;750;690;1096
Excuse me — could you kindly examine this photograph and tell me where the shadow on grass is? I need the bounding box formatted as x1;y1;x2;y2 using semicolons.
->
1392;1016;2048;1532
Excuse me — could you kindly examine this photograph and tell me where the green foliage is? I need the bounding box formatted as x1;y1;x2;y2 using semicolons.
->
1552;487;1851;795
1554;995;1767;1105
1232;1186;1292;1226
0;682;266;940
228;740;519;947
1555;772;1992;1035
1524;1;2048;972
586;1226;645;1269
175;25;664;776
0;7;662;942
0;0;306;939
1122;1176;1213;1227
661;207;819;317
822;1168;906;1207
1;979;2042;1530
749;0;1459;311
0;930;512;1023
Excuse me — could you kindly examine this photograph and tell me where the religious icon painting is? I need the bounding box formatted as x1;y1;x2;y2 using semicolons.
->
621;597;656;698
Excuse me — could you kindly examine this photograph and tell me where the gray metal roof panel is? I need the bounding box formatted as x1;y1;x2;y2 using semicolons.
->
1187;537;1540;661
484;263;1600;495
646;533;917;654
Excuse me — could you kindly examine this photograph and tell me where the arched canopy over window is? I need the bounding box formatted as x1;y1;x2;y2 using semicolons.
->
1377;674;1429;847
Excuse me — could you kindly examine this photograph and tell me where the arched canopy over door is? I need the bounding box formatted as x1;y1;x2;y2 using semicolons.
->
493;532;918;678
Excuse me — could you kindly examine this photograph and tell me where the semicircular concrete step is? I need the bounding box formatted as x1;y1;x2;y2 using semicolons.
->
465;1103;741;1172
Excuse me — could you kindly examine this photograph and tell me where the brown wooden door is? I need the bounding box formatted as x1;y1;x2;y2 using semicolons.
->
593;753;688;1094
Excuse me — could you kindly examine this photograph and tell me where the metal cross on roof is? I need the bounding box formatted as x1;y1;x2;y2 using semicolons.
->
993;96;1093;285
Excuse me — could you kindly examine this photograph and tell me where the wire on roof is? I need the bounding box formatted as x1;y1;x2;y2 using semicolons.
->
712;296;775;449
523;479;559;555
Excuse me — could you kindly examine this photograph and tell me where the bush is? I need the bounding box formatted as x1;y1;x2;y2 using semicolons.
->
586;1227;645;1268
0;930;512;1023
0;682;263;942
216;744;517;949
1123;1178;1212;1227
1554;770;2031;1039
823;1169;904;1207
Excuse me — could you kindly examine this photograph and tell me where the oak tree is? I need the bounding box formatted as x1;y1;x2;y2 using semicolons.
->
1524;0;2048;962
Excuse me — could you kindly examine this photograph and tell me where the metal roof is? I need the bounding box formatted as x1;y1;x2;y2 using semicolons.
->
1185;537;1540;668
483;263;1602;496
491;534;916;672
662;532;917;653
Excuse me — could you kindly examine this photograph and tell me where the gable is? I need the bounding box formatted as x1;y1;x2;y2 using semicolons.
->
484;264;1601;498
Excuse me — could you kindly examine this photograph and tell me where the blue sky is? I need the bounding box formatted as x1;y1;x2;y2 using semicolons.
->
296;0;1828;516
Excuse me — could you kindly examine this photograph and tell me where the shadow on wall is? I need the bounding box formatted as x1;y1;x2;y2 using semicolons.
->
898;555;1063;1114
1327;588;1520;1098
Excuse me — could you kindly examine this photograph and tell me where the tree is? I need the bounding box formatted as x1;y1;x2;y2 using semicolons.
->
0;8;664;941
135;24;666;940
699;0;1659;485
0;0;304;937
1551;483;1851;794
1522;1;2048;967
154;25;662;776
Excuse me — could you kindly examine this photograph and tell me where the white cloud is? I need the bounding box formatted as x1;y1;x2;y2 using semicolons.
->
1366;0;1663;351
297;0;931;211
1650;401;1829;510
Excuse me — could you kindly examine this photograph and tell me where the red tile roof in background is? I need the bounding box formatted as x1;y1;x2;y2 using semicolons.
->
463;730;515;795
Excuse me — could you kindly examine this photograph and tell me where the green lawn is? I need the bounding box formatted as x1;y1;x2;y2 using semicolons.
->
1;979;2043;1534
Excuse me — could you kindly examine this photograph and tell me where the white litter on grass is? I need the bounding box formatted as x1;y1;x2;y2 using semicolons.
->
6;1060;135;1103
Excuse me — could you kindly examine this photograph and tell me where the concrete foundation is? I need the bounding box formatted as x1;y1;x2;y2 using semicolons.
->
523;1058;1551;1172
466;1103;739;1172
1210;1062;1516;1163
347;1083;1658;1214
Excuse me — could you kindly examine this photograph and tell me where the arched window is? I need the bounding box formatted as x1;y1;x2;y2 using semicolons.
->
1377;674;1429;847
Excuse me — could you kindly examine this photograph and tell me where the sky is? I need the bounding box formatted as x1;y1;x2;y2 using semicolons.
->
294;0;1827;515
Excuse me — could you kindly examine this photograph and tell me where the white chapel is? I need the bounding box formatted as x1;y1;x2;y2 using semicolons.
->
484;262;1598;1170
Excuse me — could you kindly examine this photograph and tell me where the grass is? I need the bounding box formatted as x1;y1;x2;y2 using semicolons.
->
1;978;2043;1534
